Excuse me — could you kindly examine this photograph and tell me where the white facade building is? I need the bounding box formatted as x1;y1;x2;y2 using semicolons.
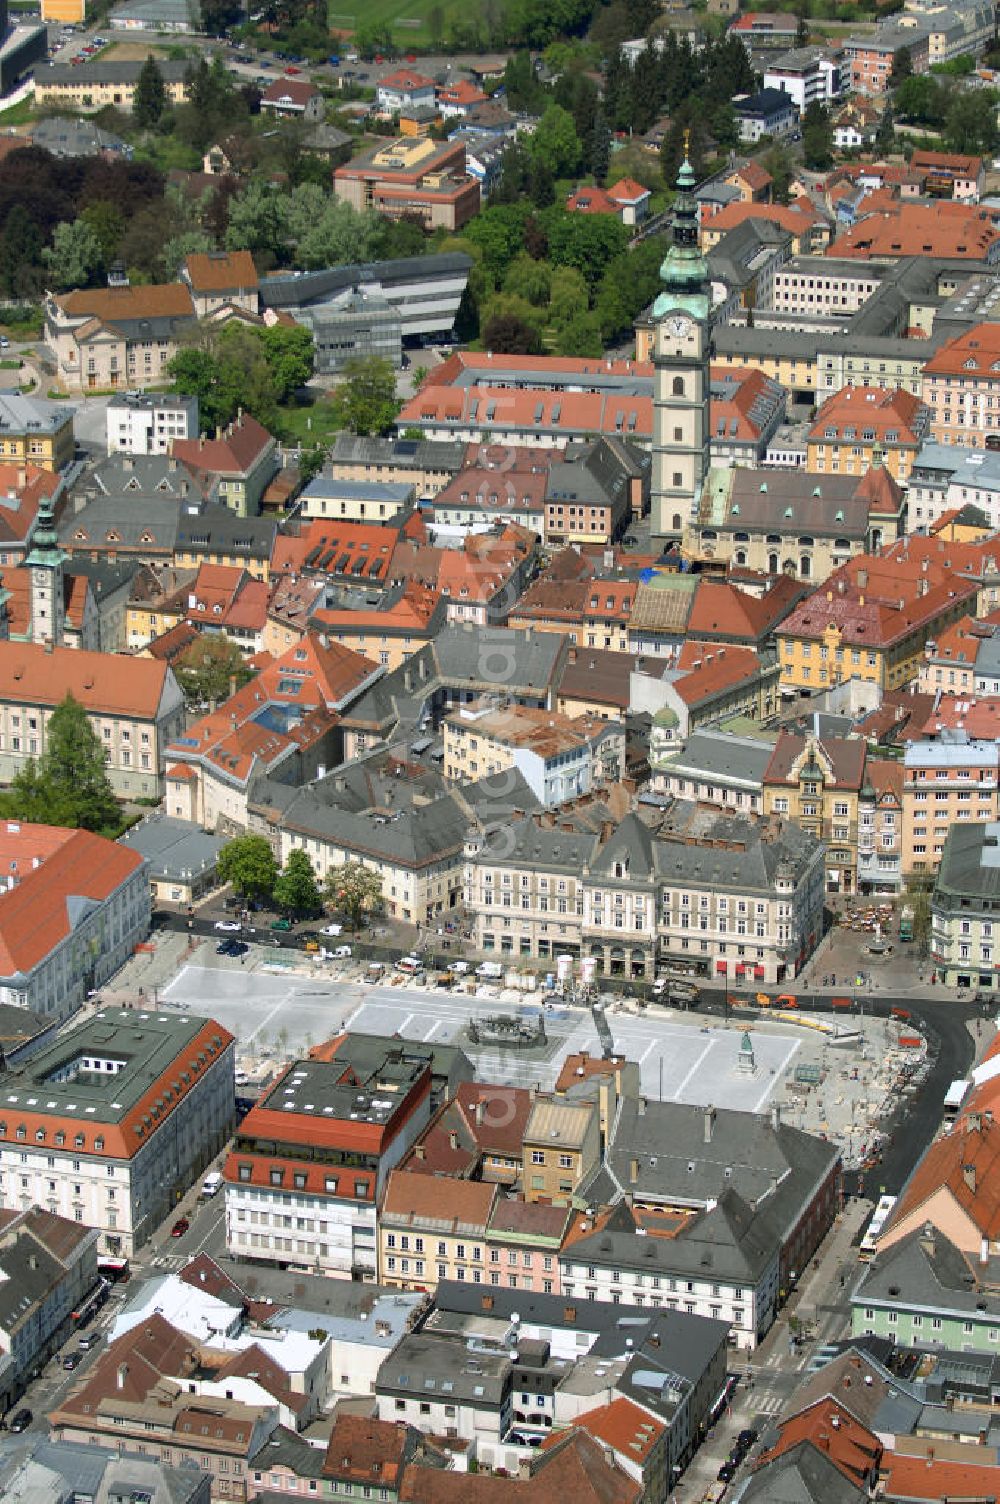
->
764;48;841;112
0;1009;235;1258
908;442;1000;533
106;393;199;456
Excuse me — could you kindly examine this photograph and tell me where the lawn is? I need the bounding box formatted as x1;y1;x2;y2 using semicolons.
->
276;397;342;447
0;97;35;126
328;0;469;48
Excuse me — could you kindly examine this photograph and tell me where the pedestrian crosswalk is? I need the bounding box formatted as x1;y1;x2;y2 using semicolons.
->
752;1394;784;1418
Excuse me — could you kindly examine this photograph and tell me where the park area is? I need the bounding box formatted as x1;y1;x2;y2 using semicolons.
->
328;0;468;48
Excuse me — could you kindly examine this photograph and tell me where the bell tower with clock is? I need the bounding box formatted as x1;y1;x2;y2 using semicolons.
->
650;143;712;546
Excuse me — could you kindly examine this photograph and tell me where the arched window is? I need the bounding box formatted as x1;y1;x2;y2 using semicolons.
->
672;376;685;397
768;552;779;574
800;554;812;579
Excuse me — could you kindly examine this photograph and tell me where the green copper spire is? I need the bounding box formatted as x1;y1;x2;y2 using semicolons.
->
25;492;67;570
652;140;710;320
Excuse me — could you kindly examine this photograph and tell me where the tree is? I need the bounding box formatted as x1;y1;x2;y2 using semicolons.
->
530;104;583;179
259;323;315;403
324;861;383;930
80;201;125;266
503;252;553;306
761;143;794;204
331;356;400;435
894;73;947;126
217;834;278;902
553;309;602;356
273;847;321;916
134;55;167;128
174;633;254;708
483;309;543;353
0;694;119;834
875;105;895;155
802;102;834;172
42;217;104;291
0;203;42;298
945;87;1000;155
889;45;913;86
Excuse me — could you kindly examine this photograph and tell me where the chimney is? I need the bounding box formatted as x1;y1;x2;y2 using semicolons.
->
704;1106;716;1144
414;1143;425;1160
919;1221;936;1259
449;1130;458;1150
963;1162;977;1194
857;568;868;589
981;1236;989;1265
630;1157;639;1185
475;1100;485;1126
637;1096;646;1117
771;1102;781;1132
404;666;413;693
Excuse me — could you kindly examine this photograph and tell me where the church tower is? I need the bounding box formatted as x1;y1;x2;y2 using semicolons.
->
650;145;712;546
25;493;67;647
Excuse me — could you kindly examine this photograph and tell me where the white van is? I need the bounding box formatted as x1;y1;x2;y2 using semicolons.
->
199;1171;223;1201
398;955;423;974
476;961;504;980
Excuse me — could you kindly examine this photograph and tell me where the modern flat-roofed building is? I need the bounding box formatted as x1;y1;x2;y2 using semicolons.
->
763;46;841;111
768;256;882;318
843;23;929;93
0;1008;235;1256
224;1036;433;1280
106;392;199;456
903;734;1000;878
334;140;480;233
259;254;473;349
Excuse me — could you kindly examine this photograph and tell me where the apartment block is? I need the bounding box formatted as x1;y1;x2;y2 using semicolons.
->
922;323;1000;447
225;1036;433;1280
35;57;189;112
0;1009;235;1257
843;24;929;93
443;703;625;807
464;806;825;985
763;46;841;111
903;735;1000;877
0;393;75;472
378;1169;496;1291
522;1098;600;1204
106;392;199;456
908;442;1000;533
806;385;931;485
334;137;480;232
931;821;1000;989
763;732;866;896
768;257;882;318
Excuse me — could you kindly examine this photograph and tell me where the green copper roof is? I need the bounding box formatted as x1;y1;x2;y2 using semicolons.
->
652;152;709;319
24;493;68;570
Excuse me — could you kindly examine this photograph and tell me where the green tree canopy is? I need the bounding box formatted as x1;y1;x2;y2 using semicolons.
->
134;56;167;128
331;356;400;435
174;634;254;709
273;848;321;916
42;218;105;291
324;861;383;930
802;102;834;172
530;103;583;179
0;694;119;834
217;834;278;902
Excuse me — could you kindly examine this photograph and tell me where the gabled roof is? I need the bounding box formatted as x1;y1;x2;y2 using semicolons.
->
764;730;867;791
753;1398;881;1485
262;78;320;107
381;1168;497;1230
885;1111;1000;1244
569;1397;665;1465
172;413;274;478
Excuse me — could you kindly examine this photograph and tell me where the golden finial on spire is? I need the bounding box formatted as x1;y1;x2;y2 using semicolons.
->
683;127;690;159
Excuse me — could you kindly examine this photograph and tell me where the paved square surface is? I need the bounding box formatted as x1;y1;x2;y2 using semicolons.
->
161;961;801;1113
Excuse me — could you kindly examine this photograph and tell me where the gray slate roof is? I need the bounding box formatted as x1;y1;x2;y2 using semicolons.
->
588;1096;840;1245
260;252;473;311
656;729;775;788
853;1225;1000;1319
734;1442;867;1504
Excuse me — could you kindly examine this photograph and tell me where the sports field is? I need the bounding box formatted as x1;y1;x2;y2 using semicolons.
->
328;0;467;45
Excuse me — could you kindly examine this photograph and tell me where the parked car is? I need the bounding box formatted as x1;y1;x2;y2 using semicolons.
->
9;1408;31;1432
78;1331;102;1351
717;1463;736;1483
214;919;241;932
216;939;248;957
170;1217;190;1238
321;922;343;936
62;1351;83;1370
332;945;352;958
737;1429;759;1449
270;917;292;931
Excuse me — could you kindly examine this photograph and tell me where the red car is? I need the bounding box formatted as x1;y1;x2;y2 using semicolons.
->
284;64;300;74
170;1217;190;1238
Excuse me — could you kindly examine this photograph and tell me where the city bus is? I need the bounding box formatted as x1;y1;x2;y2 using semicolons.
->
859;1195;897;1261
97;1256;130;1283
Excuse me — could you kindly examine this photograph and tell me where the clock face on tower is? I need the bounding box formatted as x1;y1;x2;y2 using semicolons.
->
668;314;692;338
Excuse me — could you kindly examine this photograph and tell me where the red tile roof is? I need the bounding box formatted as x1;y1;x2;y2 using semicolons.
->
764;730;867;790
379;68;435;92
324;1414;410;1484
262;78;320;107
172;413;274;477
0;640;171;718
607;177;650;203
400;1429;642;1504
923;321;1000;378
879;1451;1000;1501
567;186;620;215
0;464;60;545
808;385;928;446
184;250;258;294
569;1398;665;1465
886;1112;1000;1243
672;643;762;708
828;203;1000;260
753;1399;880;1485
382;1167;497;1228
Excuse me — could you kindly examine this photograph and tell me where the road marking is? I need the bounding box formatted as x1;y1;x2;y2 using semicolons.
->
639;1039;658;1065
400;1013;414;1035
423;1020;443;1042
672;1039;716;1100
